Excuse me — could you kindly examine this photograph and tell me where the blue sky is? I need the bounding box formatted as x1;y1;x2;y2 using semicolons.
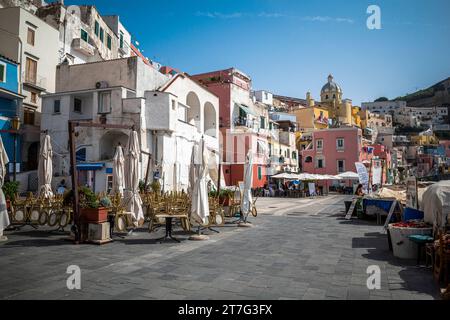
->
66;0;450;105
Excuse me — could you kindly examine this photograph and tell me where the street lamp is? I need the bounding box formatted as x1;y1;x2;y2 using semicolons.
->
11;116;20;182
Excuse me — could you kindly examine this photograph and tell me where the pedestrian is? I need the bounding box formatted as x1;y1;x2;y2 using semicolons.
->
355;184;365;196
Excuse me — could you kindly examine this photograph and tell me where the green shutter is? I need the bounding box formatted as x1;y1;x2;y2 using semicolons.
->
107;35;112;49
0;64;4;82
258;166;262;180
100;28;104;42
94;21;99;36
81;29;88;42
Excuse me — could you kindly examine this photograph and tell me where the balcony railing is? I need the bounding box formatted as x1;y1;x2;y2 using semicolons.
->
72;38;96;56
22;72;46;90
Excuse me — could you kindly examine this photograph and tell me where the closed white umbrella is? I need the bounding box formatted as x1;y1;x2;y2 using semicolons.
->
190;137;210;225
124;131;144;227
0;135;10;239
241;150;253;217
38;134;54;199
111;145;125;196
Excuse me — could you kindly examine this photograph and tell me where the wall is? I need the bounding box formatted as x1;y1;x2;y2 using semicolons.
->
0;58;19;93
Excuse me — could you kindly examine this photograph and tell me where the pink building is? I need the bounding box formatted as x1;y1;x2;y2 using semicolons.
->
301;127;364;175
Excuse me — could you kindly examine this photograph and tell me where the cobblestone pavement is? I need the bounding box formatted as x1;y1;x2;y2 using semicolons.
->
0;195;440;300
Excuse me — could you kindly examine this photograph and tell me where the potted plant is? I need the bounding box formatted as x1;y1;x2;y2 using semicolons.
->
150;180;161;194
2;181;19;210
218;189;234;206
79;187;109;223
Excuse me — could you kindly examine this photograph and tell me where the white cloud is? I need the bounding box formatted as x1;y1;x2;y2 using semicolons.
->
196;11;285;19
303;16;354;24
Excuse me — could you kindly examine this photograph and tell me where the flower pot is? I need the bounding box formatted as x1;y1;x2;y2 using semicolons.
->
80;207;108;224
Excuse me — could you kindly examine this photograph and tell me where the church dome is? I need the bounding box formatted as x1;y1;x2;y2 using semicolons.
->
321;74;342;94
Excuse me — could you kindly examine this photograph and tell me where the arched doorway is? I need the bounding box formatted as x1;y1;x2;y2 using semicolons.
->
186;91;201;132
27;142;39;171
99;131;129;160
203;102;217;137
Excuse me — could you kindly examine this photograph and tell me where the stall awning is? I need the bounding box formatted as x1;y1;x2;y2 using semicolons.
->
76;163;105;171
238;104;257;116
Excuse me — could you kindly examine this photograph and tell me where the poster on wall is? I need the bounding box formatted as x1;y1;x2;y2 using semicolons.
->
406;176;418;209
308;183;316;196
372;162;382;186
355;162;369;193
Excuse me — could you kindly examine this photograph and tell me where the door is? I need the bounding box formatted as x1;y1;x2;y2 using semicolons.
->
25;57;37;84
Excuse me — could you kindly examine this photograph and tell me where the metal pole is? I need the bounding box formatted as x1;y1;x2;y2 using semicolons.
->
144;154;152;191
13;133;17;182
68;121;80;243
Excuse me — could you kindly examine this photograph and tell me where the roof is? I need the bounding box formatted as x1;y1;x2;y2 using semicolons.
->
159;73;220;99
0;54;19;65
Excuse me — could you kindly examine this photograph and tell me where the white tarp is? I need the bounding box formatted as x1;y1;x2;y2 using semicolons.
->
421;180;450;232
38;134;54;199
0;135;10;236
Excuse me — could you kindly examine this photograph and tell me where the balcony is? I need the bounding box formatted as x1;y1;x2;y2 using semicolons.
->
22;72;46;91
72;38;96;56
118;45;129;56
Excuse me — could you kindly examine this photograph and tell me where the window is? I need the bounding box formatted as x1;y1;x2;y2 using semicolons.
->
54;100;61;114
106;175;113;193
81;29;89;42
316;157;325;169
171;100;176;110
316;139;323;150
0;62;6;82
292;151;297;160
305;156;312;163
326;95;329;99
264;92;268;100
269;122;272;130
260;116;265;129
23;110;34;125
30;92;37;104
258;166;262;180
25;57;37;83
94;21;99;37
119;31;124;49
27;28;35;45
337;160;345;173
74;98;82;113
107;34;112;50
98;92;111;113
336;138;344;150
99;27;104;42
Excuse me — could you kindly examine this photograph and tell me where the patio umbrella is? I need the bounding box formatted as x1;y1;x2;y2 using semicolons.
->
336;171;359;179
0;135;9;238
111;145;125;196
124;130;144;227
38;134;54;199
272;172;296;179
241;150;253;218
190;137;209;225
296;173;317;180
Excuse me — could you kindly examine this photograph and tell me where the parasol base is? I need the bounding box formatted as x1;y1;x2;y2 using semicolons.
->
238;222;253;228
189;234;210;241
0;235;8;242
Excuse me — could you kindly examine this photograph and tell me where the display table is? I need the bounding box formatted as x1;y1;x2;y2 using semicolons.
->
408;234;434;265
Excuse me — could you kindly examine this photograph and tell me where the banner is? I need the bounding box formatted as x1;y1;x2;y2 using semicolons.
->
355;162;369;193
406;176;418;209
372;165;382;185
308;183;316;196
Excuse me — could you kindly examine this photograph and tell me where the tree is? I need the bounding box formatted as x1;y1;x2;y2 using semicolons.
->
374;97;389;102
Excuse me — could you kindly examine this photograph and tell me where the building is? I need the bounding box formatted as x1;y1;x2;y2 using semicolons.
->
36;4;130;65
269;112;298;174
290;104;329;132
0;55;24;170
361;100;406;115
394;105;448;128
42;56;220;193
192;68;270;188
0;6;59;175
272;94;306;111
301;127;364;176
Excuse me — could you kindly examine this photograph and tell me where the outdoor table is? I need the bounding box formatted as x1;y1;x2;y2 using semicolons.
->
156;214;187;243
408;234;434;265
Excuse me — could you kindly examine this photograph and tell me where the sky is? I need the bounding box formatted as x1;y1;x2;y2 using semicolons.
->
66;0;450;106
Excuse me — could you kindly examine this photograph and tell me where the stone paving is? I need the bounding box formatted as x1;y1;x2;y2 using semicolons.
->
0;195;440;300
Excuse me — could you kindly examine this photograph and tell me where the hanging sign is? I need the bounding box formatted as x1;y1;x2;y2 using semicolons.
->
355;162;369;193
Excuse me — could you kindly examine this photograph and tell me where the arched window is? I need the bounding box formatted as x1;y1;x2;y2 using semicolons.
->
186;91;201;133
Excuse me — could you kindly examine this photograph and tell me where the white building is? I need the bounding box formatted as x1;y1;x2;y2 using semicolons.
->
36;4;130;65
394;105;448;127
0;6;59;173
41;57;219;193
361;100;406;115
253;90;273;106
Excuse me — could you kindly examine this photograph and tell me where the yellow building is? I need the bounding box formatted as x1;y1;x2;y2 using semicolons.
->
290;105;329;132
411;135;439;145
352;106;361;127
318;74;353;125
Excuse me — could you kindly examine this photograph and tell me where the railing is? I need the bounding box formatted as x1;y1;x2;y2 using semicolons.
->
72;38;95;56
23;72;46;89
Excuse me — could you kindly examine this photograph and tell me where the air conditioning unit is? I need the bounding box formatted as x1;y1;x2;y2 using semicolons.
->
95;81;109;89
